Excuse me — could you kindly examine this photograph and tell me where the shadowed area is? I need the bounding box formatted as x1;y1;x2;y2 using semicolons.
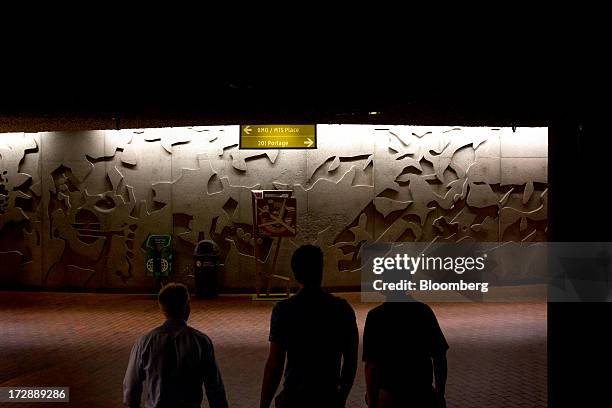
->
0;292;546;408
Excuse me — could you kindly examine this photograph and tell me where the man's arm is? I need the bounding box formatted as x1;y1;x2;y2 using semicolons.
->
427;305;449;405
260;341;286;408
364;361;381;408
339;306;359;405
123;341;143;408
202;340;229;408
432;352;448;403
362;310;381;408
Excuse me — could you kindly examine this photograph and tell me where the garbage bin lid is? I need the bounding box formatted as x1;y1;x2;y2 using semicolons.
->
194;240;220;256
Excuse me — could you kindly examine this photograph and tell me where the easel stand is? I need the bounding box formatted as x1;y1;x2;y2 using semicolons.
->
253;237;291;300
252;190;295;301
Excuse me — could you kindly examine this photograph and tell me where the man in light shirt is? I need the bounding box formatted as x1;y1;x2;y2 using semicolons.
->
123;282;228;408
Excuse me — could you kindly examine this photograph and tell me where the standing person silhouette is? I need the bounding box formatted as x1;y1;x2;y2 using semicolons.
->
123;283;228;408
260;245;359;408
363;292;449;408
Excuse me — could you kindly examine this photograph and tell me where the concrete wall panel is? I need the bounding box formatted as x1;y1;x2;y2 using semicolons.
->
0;125;548;291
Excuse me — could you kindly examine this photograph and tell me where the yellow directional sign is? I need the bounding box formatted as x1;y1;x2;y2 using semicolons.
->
240;125;316;149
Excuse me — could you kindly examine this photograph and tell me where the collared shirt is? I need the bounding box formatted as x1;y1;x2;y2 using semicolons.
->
123;319;228;408
269;287;358;398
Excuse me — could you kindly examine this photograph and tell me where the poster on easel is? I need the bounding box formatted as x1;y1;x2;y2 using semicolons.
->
252;191;297;238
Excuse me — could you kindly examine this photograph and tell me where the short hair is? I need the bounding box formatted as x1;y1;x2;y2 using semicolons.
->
158;283;189;317
291;245;324;287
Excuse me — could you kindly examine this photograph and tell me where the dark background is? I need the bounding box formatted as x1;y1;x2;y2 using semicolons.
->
0;51;608;407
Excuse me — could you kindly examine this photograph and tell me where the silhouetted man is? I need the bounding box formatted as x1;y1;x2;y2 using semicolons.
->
260;245;359;408
363;295;449;408
123;283;228;408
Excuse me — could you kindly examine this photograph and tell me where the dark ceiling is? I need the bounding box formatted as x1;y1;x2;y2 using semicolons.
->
0;54;602;130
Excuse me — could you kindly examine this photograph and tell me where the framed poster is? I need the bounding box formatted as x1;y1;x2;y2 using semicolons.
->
252;190;297;237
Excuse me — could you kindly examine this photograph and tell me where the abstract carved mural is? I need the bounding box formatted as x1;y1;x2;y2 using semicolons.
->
0;125;548;290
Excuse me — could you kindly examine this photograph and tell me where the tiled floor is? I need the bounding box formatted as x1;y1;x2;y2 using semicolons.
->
0;292;546;407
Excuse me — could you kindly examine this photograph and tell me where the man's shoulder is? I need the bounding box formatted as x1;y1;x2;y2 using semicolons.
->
139;324;165;340
368;303;386;314
366;303;387;321
327;293;354;309
369;300;430;314
139;323;213;344
273;291;354;312
185;326;213;342
272;296;294;314
408;301;435;317
317;293;356;321
133;325;162;348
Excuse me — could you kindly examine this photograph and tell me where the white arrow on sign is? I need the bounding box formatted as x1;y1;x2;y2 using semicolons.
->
243;125;252;135
304;138;314;147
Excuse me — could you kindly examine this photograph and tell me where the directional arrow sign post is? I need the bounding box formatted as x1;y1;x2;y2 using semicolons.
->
239;125;317;149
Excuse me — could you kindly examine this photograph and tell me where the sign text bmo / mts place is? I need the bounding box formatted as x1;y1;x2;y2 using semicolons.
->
239;125;316;149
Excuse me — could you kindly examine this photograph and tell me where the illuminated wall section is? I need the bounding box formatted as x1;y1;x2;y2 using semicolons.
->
0;125;548;290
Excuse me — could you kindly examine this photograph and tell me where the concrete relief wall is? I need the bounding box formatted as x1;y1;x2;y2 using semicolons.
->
0;125;548;290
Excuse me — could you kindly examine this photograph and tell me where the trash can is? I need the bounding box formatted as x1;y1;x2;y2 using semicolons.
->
193;240;221;298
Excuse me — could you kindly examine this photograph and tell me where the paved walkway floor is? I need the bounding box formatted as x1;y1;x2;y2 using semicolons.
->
0;292;546;407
